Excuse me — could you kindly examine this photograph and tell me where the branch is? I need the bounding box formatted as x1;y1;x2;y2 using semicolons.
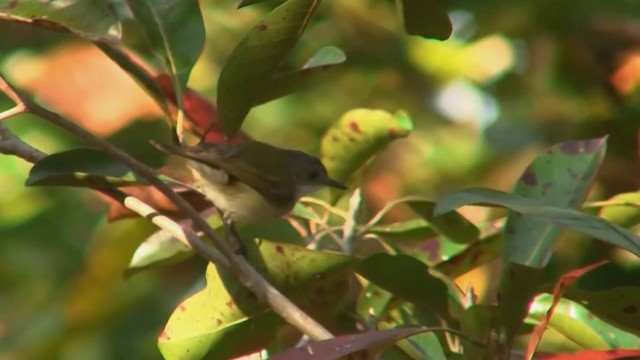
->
0;75;333;341
0;122;229;267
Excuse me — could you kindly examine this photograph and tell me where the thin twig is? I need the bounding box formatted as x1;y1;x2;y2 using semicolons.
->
341;188;362;255
299;197;348;219
359;196;428;235
0;74;333;341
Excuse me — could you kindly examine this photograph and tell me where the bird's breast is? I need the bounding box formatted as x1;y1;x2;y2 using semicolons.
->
187;161;292;221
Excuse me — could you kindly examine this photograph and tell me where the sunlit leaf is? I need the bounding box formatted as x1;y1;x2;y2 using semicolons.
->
125;230;193;278
217;0;321;136
356;282;393;325
597;191;640;228
321;108;414;184
565;286;640;337
158;239;354;360
527;261;609;358
527;295;630;351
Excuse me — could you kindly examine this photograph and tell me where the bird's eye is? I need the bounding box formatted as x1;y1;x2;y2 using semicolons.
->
308;170;320;180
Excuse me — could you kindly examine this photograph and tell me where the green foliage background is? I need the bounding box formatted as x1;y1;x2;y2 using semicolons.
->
2;0;640;358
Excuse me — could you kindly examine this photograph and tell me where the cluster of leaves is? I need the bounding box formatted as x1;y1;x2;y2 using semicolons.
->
3;1;640;360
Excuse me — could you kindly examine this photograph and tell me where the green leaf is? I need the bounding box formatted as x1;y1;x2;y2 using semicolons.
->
434;188;640;260
253;46;347;106
597;191;640;228
0;0;118;38
368;219;438;242
237;0;270;8
380;322;447;360
217;0;321;136
356;253;452;322
26;148;139;188
502;137;607;267
408;200;479;244
460;305;493;360
495;262;543;344
126;0;205;110
397;0;452;40
435;232;501;278
321;108;414;184
356;282;393;325
124;230;193;278
526;294;640;350
158;239;354;360
565;286;640;337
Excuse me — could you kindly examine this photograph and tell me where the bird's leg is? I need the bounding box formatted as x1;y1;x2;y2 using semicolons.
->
216;208;246;256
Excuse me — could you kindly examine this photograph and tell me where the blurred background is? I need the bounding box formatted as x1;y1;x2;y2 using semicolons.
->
1;0;640;358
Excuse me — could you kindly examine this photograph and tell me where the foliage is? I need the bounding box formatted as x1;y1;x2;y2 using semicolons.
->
2;0;640;360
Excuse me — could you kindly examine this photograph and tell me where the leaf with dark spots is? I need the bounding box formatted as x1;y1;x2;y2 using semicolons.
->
559;138;603;155
321;109;413;188
26;148;140;188
506;137;607;267
159;239;354;359
435;188;640;261
521;168;538;186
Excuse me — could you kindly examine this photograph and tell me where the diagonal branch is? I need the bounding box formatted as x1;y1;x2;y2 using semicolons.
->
0;74;333;341
0;122;229;266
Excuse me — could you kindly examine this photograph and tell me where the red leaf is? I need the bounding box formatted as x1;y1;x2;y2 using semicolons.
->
537;348;640;360
526;260;609;358
155;74;249;144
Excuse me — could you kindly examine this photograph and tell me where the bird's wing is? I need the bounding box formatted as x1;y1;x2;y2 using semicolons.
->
152;141;296;207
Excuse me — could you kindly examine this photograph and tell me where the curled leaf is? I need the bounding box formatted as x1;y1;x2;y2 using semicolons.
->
321;108;414;184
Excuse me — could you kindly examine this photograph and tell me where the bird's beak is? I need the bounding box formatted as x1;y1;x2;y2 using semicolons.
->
323;177;347;190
